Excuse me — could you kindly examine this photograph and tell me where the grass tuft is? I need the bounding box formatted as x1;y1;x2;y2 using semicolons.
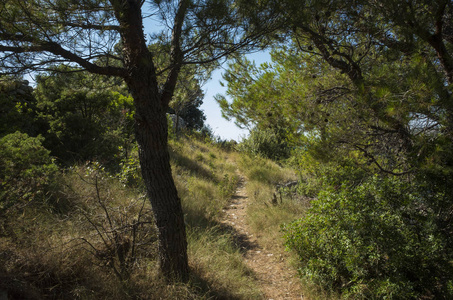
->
0;135;311;299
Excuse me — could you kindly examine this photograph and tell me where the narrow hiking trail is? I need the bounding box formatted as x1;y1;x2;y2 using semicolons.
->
220;177;305;300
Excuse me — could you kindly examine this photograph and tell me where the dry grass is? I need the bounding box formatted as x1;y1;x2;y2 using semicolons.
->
188;227;262;299
170;137;240;226
0;136;265;299
0;135;318;299
236;154;309;254
170;137;262;298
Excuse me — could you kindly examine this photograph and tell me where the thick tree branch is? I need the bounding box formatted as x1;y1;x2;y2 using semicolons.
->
425;2;453;84
295;25;363;82
161;0;190;107
109;0;158;90
61;22;120;32
0;32;126;77
354;145;413;176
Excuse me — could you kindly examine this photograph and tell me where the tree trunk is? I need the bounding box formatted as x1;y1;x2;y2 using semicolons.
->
110;0;189;281
130;79;189;281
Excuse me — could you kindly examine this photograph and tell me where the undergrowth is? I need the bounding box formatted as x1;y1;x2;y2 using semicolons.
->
236;154;308;254
0;135;261;299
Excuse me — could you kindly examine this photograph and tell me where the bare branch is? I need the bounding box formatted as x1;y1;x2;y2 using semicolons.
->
0;37;126;77
60;22;120;32
161;0;190;107
354;145;413;176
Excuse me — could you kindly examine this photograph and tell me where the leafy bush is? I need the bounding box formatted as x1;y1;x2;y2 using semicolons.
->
284;176;453;299
117;152;143;188
293;150;369;198
0;132;58;215
0;78;39;136
34;69;135;165
238;127;290;160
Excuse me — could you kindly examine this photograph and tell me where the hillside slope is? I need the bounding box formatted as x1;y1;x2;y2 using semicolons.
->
0;135;307;299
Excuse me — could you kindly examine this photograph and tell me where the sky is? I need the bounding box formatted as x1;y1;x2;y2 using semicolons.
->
26;9;271;142
200;51;271;141
21;22;270;143
140;7;272;142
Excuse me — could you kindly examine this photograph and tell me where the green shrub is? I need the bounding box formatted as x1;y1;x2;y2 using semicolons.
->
238;127;290;160
284;176;453;299
290;146;369;198
0;78;39;136
118;154;143;188
34;70;135;165
0;132;58;215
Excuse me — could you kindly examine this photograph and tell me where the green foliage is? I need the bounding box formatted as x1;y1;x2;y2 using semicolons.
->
291;145;369;197
34;67;135;165
238;127;290;160
0;78;40;137
118;155;143;189
217;6;453;296
284;175;453;299
0;131;57;215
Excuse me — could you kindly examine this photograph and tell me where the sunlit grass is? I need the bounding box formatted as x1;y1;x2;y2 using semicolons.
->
0;135;310;299
236;154;307;251
188;227;262;299
170;137;262;298
171;137;239;225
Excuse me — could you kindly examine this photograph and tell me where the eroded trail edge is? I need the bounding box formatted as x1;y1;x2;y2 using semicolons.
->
220;178;304;300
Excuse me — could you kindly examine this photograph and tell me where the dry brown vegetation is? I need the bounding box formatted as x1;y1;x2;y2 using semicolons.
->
0;135;308;299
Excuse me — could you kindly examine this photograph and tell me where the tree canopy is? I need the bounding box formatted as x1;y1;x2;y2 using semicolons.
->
2;0;453;296
217;0;453;297
0;0;282;280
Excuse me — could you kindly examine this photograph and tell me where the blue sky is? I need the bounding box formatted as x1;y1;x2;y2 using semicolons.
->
201;51;271;141
24;13;271;142
141;11;273;141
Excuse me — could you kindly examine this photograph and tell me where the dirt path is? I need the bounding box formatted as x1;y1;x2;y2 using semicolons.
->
220;178;305;300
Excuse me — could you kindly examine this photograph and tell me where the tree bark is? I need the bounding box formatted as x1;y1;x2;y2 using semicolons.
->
111;0;189;281
131;82;189;281
0;0;270;282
